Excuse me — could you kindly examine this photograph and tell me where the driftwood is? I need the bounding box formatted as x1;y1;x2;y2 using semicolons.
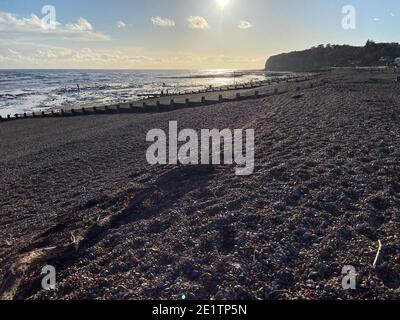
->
373;240;383;269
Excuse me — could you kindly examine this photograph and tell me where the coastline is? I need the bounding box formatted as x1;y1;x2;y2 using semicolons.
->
0;68;399;300
0;73;310;120
0;69;274;118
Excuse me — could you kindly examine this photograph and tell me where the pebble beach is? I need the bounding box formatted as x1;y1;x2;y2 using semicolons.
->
0;69;399;300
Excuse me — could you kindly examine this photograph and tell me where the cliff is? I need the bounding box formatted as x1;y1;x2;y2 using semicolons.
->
265;41;400;72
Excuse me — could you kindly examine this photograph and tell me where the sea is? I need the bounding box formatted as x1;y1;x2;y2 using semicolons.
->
0;69;285;117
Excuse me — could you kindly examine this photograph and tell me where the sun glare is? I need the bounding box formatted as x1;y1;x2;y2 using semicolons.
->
216;0;230;9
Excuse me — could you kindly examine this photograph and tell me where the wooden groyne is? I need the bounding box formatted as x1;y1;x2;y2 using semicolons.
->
0;74;320;123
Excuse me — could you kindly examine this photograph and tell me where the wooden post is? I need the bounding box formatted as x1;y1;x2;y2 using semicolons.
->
219;95;223;102
61;109;64;116
185;98;190;106
201;97;206;104
156;101;160;111
170;99;174;106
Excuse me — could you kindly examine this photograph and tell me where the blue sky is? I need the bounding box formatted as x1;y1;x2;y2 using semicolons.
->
1;0;400;69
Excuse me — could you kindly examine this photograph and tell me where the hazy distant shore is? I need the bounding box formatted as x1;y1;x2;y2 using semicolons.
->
0;69;399;300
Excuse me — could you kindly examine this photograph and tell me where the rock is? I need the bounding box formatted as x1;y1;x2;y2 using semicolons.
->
188;269;201;281
306;279;315;288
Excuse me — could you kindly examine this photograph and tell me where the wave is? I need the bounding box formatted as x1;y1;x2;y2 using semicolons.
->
0;69;270;116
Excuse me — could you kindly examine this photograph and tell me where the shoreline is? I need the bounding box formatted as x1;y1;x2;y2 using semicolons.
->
0;74;313;121
1;69;399;300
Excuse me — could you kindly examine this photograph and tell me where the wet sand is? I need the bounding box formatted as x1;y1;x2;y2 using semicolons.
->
0;69;399;300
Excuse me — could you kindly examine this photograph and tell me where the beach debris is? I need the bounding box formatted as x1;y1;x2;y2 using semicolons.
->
372;240;383;269
292;94;304;100
70;232;82;251
229;262;242;270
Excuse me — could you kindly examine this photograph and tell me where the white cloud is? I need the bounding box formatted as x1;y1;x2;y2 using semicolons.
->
151;16;175;27
116;20;126;29
65;17;93;31
391;13;395;17
8;48;20;55
373;18;380;21
0;12;43;31
187;16;209;29
0;11;109;41
238;20;252;29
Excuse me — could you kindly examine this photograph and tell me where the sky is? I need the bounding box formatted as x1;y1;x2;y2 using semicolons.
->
1;0;400;69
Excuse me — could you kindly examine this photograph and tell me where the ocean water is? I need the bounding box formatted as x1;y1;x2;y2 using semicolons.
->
0;69;278;117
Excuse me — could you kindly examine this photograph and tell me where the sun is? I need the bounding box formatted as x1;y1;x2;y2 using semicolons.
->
216;0;230;9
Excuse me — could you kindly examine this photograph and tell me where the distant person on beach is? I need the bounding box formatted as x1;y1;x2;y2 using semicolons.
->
77;84;80;93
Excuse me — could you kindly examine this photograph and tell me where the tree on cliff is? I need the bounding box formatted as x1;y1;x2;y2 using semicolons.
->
265;41;400;72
